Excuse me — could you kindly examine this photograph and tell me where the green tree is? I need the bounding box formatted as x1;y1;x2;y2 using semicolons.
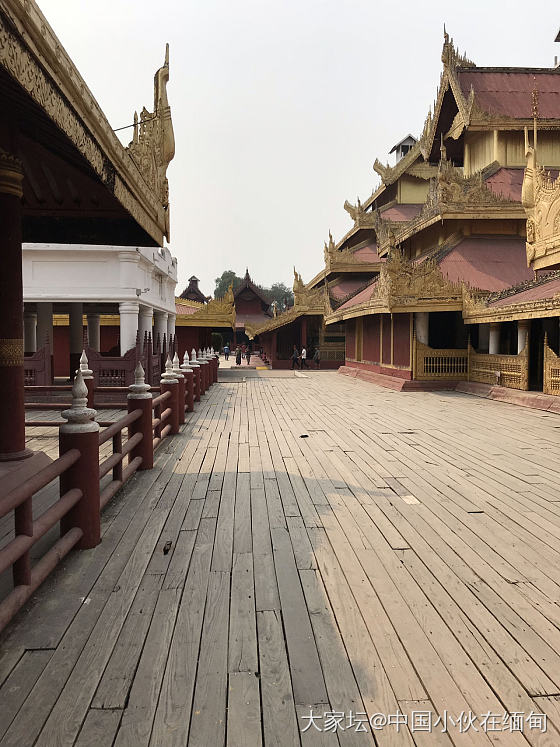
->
214;270;242;299
265;282;294;309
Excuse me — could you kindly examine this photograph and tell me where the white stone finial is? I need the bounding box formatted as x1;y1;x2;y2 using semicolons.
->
172;352;184;378
161;355;178;384
181;350;192;370
72;369;88;406
134;361;145;385
79;349;93;379
191;348;198;362
60;369;98;431
198;348;203;359
128;361;151;399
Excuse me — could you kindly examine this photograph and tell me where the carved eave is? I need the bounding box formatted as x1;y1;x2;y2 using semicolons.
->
373;144;424;186
252;275;328;336
461;284;560;324
176;286;235;329
376;163;523;256
326;252;463;323
0;0;172;245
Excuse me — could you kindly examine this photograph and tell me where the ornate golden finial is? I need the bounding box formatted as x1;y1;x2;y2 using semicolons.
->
532;80;539;158
127;45;175;239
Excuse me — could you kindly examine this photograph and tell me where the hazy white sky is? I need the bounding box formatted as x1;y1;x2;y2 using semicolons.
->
39;0;558;296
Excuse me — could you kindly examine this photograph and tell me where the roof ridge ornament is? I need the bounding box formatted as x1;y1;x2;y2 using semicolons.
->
126;44;175;240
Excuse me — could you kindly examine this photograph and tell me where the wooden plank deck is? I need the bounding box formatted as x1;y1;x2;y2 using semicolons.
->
2;371;560;745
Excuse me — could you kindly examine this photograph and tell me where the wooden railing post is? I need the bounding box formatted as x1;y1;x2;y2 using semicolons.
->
198;348;210;393
127;361;153;470
161;357;180;434
190;349;202;398
211;346;219;382
172;353;186;425
181;351;195;412
59;370;100;549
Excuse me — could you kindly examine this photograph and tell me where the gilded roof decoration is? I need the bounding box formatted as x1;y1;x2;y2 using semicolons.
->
127;45;175;240
326;251;463;323
248;270;330;336
522;146;560;270
176;284;235;328
0;1;173;245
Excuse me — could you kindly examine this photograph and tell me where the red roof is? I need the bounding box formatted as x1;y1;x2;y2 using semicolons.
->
380;204;423;221
485;168;523;202
175;303;199;316
439;236;532;291
329;277;372;300
458;70;560;119
336;279;379;311
353;243;383;263
490;276;560;308
335;235;532;313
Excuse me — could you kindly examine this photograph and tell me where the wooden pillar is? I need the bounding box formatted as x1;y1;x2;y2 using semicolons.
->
0;149;30;461
23;311;37;354
517;320;529;354
37;302;53;349
478;324;490;353
415;312;429;345
489;323;500;355
69;302;83;379
301;317;307;348
87;313;100;352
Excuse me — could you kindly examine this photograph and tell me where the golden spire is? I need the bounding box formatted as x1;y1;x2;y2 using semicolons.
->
532;80;539;161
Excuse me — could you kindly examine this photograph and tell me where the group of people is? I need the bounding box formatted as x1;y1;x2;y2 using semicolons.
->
223;343;252;366
291;345;320;370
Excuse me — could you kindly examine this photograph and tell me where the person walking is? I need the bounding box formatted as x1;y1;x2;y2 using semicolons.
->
313;347;320;369
246;347;251;365
301;346;308;369
235;346;242;366
291;345;300;370
223;343;230;361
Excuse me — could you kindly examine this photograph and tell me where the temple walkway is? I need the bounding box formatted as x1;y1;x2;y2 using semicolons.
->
2;371;560;745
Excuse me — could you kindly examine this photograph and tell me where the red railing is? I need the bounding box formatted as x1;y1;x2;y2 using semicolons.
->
1;354;217;633
98;409;143;509
152;389;172;450
0;450;83;630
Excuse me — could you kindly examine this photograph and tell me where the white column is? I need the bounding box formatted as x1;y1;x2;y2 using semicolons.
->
23;311;37;354
69;303;84;356
138;305;153;345
167;313;176;338
37;302;53;349
478;324;490;353
119;301;139;356
415;312;429;345
517;320;529;354
154;311;168;345
87;313;101;351
489;323;500;355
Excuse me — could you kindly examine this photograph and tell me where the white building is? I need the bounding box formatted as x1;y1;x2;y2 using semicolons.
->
22;244;178;361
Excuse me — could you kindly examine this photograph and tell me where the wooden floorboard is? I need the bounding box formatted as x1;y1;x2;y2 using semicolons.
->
2;372;560;745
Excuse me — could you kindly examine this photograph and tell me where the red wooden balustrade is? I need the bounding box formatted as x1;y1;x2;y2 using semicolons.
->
0;358;190;633
0;450;83;631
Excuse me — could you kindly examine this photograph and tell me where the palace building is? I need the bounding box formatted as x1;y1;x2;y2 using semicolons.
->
325;30;560;393
256;30;560;394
